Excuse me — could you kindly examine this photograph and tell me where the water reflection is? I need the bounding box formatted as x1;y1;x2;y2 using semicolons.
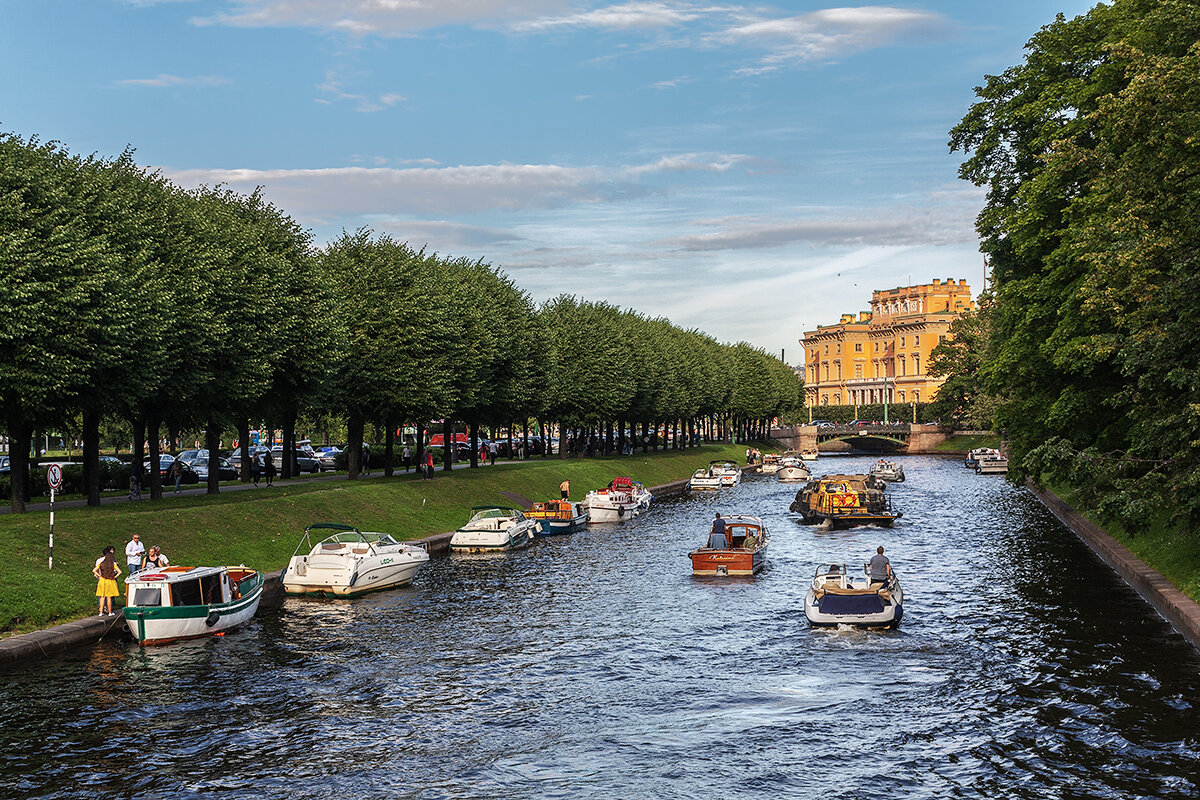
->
2;455;1199;799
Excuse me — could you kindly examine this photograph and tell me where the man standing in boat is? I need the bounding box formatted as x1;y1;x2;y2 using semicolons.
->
868;546;892;586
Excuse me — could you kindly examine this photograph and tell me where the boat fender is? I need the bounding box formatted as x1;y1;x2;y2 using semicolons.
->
617;505;624;517
349;570;359;588
205;611;221;627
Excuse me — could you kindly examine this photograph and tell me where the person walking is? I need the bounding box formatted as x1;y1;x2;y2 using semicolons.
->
424;450;435;479
251;452;261;487
488;441;497;466
128;463;142;501
402;445;411;473
169;458;183;494
93;546;121;617
560;479;570;500
362;446;371;476
264;451;275;487
125;533;145;579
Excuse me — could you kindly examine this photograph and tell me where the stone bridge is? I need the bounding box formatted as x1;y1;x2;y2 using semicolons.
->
769;423;953;454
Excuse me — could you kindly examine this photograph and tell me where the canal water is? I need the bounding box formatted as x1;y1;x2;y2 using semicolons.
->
2;455;1199;799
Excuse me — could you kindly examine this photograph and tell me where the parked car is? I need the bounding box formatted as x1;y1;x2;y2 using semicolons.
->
0;455;8;475
193;456;238;481
175;449;208;467
848;419;874;427
315;448;341;472
811;420;835;428
270;447;319;474
144;454;199;484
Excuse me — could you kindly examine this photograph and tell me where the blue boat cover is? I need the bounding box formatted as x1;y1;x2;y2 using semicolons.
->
819;593;884;615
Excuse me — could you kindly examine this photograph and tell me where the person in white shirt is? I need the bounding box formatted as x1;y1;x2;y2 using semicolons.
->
125;534;145;579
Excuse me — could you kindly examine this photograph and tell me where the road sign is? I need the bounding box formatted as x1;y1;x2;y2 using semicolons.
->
46;464;63;490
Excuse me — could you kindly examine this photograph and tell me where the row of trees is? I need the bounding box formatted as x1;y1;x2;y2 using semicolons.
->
944;0;1200;527
1;133;803;512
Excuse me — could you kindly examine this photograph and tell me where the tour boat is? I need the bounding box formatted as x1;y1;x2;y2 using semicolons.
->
965;448;1001;469
525;499;589;535
123;565;264;646
776;456;811;483
799;449;820;461
708;460;741;488
869;459;906;482
687;467;722;491
975;454;1009;474
757;453;781;475
689;514;769;576
586;478;641;522
790;473;900;529
804;563;903;629
281;523;429;597
449;507;538;552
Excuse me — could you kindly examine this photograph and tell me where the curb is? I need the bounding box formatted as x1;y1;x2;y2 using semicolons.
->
1027;480;1200;654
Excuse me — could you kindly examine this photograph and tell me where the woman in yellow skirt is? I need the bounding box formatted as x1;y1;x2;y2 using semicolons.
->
93;545;121;616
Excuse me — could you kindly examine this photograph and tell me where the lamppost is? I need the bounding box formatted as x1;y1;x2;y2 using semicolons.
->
883;370;890;424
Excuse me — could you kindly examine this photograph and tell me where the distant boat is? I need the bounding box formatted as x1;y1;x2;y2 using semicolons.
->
586;477;642;522
123;565;263;646
869;459;905;482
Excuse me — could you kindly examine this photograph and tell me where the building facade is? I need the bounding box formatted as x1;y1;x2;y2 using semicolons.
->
802;278;975;408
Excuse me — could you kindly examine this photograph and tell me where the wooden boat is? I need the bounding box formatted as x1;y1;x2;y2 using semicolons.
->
526;499;589;535
586;478;640;522
687;467;722;491
869;459;906;482
776;456;811;483
789;473;901;529
282;523;429;597
804;563;903;628
123;565;263;646
449;507;538;552
689;515;769;576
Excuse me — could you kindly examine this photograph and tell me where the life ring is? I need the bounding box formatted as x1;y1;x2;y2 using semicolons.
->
139;574;165;581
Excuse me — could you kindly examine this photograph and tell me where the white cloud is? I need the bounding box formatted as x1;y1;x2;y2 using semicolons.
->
509;1;710;33
116;74;232;88
193;0;570;35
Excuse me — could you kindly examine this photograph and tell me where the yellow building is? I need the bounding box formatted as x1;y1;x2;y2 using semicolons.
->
802;278;975;408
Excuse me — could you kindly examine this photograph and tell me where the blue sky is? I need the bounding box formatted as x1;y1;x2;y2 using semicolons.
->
1;0;1096;362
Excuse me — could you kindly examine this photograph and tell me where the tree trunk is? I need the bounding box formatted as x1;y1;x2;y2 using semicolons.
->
6;410;30;513
281;416;295;480
414;422;425;467
347;415;363;478
83;407;101;507
442;419;453;472
131;413;146;499
469;418;479;468
385;415;396;477
238;418;251;482
522;420;530;460
205;423;220;494
147;409;163;500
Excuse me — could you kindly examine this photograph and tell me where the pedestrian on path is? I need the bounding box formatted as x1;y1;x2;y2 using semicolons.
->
128;463;142;501
169;458;183;494
251;453;261;486
402;446;411;473
125;533;145;578
264;451;275;487
489;442;497;465
93;546;121;617
424;450;435;479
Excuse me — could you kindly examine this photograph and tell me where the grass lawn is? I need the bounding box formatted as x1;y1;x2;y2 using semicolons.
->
933;434;1001;452
1048;482;1200;604
1;443;764;634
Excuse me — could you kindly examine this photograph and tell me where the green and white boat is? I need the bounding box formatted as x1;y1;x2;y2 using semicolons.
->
122;565;263;646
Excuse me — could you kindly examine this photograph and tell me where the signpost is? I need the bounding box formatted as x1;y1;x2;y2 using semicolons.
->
47;464;62;569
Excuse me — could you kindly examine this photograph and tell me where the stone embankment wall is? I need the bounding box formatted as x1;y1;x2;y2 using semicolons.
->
1029;481;1200;654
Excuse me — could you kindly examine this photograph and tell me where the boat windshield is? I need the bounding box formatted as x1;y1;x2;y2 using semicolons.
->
468;508;518;523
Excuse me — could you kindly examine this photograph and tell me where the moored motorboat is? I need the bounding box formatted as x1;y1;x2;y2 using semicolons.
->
687;467;722;491
526;499;589;535
450;507;538;552
799;449;820;461
282;523;429;597
758;453;781;475
869;459;906;482
708;460;741;487
789;473;900;529
123;565;264;646
776;456;811;483
975;454;1008;474
586;478;641;522
689;514;769;576
804;563;902;628
965;447;1001;469
629;479;654;513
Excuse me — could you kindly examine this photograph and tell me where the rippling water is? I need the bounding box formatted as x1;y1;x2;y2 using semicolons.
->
3;455;1199;799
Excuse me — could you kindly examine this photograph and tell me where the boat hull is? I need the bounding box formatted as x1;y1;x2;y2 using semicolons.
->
532;515;589;535
587;503;636;523
449;527;534;552
811;511;901;529
283;557;425;597
805;588;903;628
777;466;810;483
689;548;766;576
123;573;263;646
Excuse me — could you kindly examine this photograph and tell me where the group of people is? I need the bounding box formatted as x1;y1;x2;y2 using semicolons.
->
93;532;172;616
744;447;763;465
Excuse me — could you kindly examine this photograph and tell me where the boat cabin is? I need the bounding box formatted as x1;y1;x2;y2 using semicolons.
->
702;515;766;551
127;565;257;609
528;500;580;520
460;506;526;530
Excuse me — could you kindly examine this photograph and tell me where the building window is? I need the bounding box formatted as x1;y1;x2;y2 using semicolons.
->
855;364;863;378
821;395;829;406
900;336;905;347
825;344;829;354
854;343;863;352
898;358;906;376
913;354;920;375
874;342;879;351
899;391;905;403
836;343;841;353
836;363;842;379
913;335;920;346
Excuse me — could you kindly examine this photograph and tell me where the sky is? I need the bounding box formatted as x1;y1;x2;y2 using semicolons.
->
1;0;1098;363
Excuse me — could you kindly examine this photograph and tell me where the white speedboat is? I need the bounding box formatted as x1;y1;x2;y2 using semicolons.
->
758;453;781;475
776;457;811;483
687;468;722;491
708;460;741;488
975;454;1008;474
282;523;429;597
799;449;820;461
869;459;905;482
450;507;538;552
123;565;263;646
630;480;654;514
804;563;903;629
586;480;640;522
965;448;1001;469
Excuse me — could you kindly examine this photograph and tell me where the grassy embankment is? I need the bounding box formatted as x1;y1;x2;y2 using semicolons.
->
1047;482;1200;605
933;433;1001;452
1;443;760;634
